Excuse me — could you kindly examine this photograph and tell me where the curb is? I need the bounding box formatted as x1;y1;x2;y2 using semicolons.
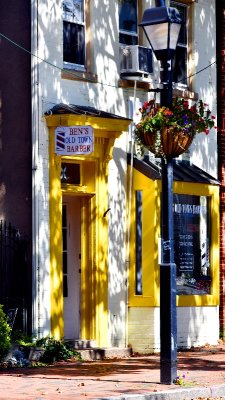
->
94;383;225;400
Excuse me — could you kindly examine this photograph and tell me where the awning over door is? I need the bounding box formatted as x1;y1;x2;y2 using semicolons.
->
128;154;220;185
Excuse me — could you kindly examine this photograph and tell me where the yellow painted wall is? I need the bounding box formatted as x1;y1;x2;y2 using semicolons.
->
129;166;220;308
49;144;64;338
129;170;160;307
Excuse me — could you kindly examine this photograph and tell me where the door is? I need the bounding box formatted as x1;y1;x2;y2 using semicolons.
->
62;195;81;339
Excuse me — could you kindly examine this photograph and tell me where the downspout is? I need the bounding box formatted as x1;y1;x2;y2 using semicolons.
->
31;0;40;338
125;80;137;347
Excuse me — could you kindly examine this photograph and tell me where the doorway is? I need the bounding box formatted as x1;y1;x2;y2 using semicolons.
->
62;195;81;339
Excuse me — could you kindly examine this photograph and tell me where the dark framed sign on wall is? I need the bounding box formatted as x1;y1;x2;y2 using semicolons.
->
173;194;211;295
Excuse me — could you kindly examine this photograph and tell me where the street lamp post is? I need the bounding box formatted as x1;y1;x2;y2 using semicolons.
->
139;0;182;384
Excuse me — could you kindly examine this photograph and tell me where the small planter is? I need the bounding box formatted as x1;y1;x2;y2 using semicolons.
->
28;347;45;362
141;127;193;158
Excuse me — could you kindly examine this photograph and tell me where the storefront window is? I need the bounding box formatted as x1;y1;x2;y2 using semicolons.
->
174;194;211;295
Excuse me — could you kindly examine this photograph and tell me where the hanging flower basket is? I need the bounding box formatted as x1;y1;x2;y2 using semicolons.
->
142;126;194;158
135;98;216;159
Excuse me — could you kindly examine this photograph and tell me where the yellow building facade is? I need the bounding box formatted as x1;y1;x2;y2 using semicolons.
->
46;111;130;347
45;110;219;352
128;157;220;352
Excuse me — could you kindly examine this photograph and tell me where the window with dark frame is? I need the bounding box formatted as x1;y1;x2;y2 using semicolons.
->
62;204;68;297
170;1;188;85
173;194;211;295
119;0;138;45
135;190;143;295
61;163;81;185
63;0;86;70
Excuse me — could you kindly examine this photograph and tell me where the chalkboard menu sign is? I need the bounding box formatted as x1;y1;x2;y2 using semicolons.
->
173;194;211;295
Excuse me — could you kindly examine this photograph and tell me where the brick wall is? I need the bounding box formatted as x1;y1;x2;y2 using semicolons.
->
217;1;225;338
128;307;219;353
0;0;32;335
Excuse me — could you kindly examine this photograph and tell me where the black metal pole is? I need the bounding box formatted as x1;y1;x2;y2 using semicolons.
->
160;59;173;108
159;59;177;384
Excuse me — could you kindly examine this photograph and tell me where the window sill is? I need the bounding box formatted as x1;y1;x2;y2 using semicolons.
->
173;87;198;101
61;69;98;83
118;78;151;90
174;0;196;4
118;78;198;100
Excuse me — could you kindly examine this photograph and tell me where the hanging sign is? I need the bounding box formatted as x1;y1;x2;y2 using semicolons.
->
55;126;94;155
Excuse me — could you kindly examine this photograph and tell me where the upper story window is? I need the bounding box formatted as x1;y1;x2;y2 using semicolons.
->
170;1;188;86
63;0;85;71
119;0;138;45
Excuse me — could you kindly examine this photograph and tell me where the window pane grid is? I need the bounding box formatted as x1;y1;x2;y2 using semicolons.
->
170;1;188;85
119;0;138;45
63;0;86;69
63;21;85;66
63;0;84;23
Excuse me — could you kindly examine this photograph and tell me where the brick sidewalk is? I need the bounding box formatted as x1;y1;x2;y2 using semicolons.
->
0;344;225;399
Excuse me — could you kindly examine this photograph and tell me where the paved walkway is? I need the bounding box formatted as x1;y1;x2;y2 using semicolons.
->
0;344;225;400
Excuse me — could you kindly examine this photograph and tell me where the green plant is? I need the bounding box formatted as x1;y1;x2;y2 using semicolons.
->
38;337;81;363
0;305;11;360
174;371;195;387
174;372;186;385
135;97;216;141
11;330;34;347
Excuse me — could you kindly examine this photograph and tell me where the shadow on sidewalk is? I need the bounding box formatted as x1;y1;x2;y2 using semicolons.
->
0;344;225;382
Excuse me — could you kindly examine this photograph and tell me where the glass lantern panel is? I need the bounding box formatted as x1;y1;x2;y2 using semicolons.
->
169;23;181;49
144;22;169;51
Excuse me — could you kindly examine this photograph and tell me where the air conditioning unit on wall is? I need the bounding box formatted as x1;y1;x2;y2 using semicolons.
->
119;45;153;78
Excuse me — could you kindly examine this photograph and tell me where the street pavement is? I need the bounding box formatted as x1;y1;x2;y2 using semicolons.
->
0;343;225;400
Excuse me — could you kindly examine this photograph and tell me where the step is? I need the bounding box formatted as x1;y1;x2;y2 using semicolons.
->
66;339;97;349
76;347;132;361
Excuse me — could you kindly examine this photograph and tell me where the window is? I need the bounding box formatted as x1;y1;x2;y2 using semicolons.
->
170;1;188;85
62;204;68;297
174;194;211;295
119;0;138;45
61;163;81;185
63;0;85;70
135;190;143;295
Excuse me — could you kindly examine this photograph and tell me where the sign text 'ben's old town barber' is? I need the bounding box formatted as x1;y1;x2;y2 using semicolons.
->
55;126;94;155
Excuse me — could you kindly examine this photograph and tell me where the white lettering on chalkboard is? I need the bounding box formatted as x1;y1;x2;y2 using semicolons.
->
174;203;206;215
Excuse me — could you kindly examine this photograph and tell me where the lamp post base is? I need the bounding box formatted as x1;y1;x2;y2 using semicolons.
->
160;359;177;384
160;261;177;384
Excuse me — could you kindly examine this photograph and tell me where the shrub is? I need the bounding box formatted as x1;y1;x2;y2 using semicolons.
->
11;329;34;347
0;305;11;360
37;337;81;363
